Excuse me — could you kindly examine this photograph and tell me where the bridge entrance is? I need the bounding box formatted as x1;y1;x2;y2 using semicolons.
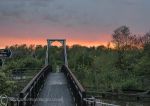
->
45;39;68;71
8;39;87;106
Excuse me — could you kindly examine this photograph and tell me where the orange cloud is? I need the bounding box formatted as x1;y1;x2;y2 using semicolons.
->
0;35;112;48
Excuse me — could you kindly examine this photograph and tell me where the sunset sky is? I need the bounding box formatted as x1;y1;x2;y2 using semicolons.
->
0;0;150;48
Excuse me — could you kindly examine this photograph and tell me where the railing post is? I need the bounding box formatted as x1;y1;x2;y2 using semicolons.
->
82;91;86;106
19;93;24;106
84;97;96;106
10;101;14;106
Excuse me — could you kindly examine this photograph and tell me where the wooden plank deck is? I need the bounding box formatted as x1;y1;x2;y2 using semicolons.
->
34;72;75;106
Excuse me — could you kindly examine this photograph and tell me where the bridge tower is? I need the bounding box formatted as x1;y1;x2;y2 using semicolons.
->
45;39;68;66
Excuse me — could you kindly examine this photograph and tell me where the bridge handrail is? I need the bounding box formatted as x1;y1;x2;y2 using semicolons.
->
20;65;50;94
61;65;86;106
19;65;52;106
63;65;85;91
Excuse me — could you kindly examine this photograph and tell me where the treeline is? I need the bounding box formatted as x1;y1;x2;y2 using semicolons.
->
0;45;45;95
0;26;150;95
70;26;150;92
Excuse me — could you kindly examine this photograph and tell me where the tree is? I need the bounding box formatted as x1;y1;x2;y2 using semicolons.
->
112;26;131;71
143;32;150;45
112;26;130;50
143;32;150;57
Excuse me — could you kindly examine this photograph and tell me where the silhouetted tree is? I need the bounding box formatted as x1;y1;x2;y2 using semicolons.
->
112;26;130;71
112;26;130;50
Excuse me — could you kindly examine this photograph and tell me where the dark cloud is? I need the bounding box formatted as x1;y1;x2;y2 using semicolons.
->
0;0;56;21
0;0;150;39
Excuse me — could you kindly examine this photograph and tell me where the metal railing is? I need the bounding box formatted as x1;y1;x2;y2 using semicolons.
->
8;65;52;106
61;65;86;106
83;97;96;106
96;102;119;106
83;97;120;106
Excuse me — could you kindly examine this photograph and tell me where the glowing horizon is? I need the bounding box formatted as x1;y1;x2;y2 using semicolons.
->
0;35;112;48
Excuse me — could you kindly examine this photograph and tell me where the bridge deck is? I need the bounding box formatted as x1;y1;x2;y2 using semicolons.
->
35;72;75;106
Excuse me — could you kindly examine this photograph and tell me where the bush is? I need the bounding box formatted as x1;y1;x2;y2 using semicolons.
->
121;78;141;90
0;72;15;95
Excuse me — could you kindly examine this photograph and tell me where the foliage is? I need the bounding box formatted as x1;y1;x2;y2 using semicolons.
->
1;26;150;95
0;72;15;95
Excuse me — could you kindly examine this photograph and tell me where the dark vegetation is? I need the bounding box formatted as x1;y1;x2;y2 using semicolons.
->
0;26;150;96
